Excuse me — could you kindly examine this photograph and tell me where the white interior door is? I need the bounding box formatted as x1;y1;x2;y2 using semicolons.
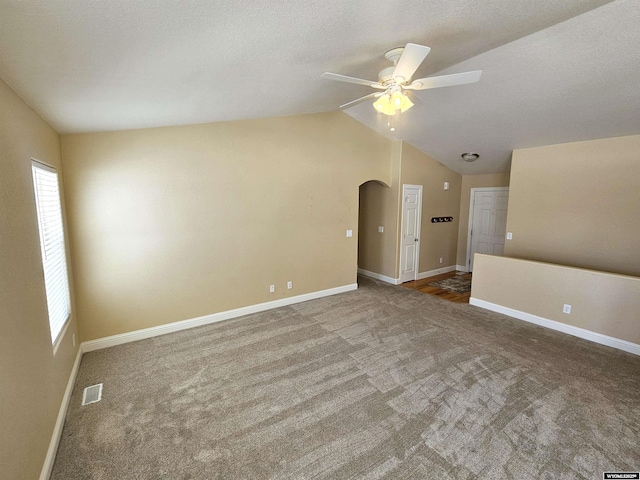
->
468;188;509;272
400;185;422;283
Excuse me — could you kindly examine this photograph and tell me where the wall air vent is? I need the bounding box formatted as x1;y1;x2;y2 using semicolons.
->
82;383;103;406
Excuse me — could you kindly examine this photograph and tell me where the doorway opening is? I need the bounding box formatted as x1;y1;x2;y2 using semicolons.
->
357;180;394;284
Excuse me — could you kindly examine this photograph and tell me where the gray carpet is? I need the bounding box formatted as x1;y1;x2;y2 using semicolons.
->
51;276;640;479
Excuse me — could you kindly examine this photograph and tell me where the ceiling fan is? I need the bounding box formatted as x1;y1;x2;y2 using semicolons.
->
322;43;482;122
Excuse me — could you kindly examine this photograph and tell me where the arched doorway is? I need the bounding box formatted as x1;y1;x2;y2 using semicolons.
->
357;179;397;284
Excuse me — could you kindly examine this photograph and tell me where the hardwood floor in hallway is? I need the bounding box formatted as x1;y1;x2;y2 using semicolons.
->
401;271;472;303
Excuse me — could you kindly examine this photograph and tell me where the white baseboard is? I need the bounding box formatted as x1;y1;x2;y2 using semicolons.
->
456;264;468;273
416;265;457;280
40;346;83;480
357;268;400;285
358;266;462;284
82;283;358;352
469;297;640;357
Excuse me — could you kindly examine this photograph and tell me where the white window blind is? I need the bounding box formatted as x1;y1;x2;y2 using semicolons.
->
31;160;71;345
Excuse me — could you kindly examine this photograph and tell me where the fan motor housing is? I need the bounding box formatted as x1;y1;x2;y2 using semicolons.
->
379;47;408;84
378;66;396;84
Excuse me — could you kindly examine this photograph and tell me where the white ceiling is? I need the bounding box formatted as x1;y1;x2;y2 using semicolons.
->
1;0;638;174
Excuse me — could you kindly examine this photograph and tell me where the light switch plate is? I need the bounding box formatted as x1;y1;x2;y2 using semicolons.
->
506;232;513;240
346;229;353;237
378;226;384;233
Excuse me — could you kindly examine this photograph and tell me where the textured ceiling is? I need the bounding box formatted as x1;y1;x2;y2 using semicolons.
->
348;0;640;173
1;0;637;174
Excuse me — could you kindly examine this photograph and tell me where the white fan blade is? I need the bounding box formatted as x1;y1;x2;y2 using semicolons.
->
392;43;431;83
405;70;482;90
339;92;383;110
322;72;385;89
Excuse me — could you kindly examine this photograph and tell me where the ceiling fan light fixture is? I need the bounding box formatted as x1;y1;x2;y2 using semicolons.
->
323;42;482;119
373;94;393;115
401;94;414;112
461;152;480;162
373;92;413;116
373;94;388;112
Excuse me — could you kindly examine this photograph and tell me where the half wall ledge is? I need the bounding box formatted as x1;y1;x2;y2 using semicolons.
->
470;254;640;356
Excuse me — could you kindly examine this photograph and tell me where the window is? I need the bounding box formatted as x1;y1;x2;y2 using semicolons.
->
31;160;71;345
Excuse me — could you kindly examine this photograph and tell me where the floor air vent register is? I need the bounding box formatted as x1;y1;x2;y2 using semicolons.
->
82;383;103;406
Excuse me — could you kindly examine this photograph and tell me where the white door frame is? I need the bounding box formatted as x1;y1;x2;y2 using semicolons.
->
466;187;509;272
400;184;423;283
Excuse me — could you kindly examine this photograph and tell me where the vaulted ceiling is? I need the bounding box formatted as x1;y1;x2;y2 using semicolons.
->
1;0;638;174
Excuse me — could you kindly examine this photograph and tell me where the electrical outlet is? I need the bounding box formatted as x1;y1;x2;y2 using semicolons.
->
287;281;292;289
378;226;384;233
269;285;275;293
563;304;571;314
439;257;443;264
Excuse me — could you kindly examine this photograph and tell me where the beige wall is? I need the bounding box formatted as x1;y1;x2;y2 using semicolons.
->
357;141;463;280
506;135;640;276
400;143;462;274
472;254;640;345
358;142;402;279
0;79;79;479
61;112;392;341
456;172;511;267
